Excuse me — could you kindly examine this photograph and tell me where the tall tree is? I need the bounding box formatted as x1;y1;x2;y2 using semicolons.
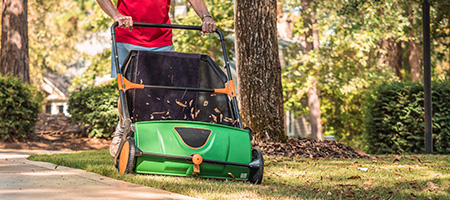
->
407;2;422;82
377;38;403;79
1;0;29;82
235;0;286;142
302;0;323;141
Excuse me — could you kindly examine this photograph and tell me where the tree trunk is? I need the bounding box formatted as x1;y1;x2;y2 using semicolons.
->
302;0;323;141
170;0;175;22
1;0;29;83
407;4;422;82
235;0;286;142
378;38;402;79
308;80;322;140
408;40;421;82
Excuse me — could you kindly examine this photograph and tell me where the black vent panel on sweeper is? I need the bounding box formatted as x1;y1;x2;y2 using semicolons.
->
121;50;237;127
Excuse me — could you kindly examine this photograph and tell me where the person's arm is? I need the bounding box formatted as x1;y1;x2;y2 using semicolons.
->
187;0;216;34
96;0;133;31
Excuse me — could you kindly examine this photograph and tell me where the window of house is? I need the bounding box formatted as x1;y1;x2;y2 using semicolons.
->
45;105;52;114
58;105;64;114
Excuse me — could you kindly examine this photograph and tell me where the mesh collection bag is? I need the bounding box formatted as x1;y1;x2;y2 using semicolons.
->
121;50;237;127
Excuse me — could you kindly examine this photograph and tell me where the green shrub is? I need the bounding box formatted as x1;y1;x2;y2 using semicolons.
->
68;81;118;138
0;75;42;141
362;81;450;154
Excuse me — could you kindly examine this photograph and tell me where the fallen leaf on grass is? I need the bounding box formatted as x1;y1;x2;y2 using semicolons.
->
364;179;374;186
425;181;438;189
358;167;368;172
337;184;358;187
349;164;362;167
416;157;423;163
346;190;355;198
410;182;423;190
347;175;361;180
394;177;405;182
279;181;289;186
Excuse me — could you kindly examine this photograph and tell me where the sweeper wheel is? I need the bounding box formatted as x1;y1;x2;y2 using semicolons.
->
249;149;264;184
117;137;136;174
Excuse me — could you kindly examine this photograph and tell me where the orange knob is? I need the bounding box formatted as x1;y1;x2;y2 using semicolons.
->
192;154;203;165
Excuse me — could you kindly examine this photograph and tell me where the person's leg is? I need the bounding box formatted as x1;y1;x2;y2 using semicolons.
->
109;43;175;157
110;42;130;157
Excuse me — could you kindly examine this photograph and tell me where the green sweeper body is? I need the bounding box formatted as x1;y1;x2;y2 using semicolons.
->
134;120;251;180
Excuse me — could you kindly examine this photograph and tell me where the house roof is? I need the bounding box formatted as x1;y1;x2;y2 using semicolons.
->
44;72;72;97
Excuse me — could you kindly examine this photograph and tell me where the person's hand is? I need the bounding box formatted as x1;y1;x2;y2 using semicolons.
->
114;14;133;32
201;17;216;36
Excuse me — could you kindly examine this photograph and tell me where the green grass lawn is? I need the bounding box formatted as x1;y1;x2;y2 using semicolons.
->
28;150;450;199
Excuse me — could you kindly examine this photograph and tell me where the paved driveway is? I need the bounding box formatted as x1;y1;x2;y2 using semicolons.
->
0;149;196;200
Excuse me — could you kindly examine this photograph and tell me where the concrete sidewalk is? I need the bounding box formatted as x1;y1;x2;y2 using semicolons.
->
0;149;196;200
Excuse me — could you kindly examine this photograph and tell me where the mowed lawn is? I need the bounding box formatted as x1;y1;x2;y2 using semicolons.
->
28;150;450;199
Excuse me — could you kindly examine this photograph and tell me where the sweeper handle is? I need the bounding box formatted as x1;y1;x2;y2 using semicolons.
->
111;22;230;78
111;21;230;78
110;22;242;128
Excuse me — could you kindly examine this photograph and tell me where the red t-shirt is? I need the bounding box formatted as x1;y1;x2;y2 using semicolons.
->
115;0;173;47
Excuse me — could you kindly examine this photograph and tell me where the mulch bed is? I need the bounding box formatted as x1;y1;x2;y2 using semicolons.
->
3;113;368;158
34;113;83;134
252;138;369;159
0;113;110;151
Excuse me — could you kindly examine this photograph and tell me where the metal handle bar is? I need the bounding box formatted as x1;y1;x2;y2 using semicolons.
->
110;22;226;41
110;22;230;77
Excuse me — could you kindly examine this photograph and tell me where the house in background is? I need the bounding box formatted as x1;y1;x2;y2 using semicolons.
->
41;72;71;116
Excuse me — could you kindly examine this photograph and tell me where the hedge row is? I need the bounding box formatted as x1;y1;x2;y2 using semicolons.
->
68;82;118;138
0;75;42;141
363;81;450;154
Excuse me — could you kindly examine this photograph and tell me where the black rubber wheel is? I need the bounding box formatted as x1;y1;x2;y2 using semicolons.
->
249;148;264;184
117;137;136;174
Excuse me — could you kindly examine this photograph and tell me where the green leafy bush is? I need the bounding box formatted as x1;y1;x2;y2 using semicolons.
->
0;75;42;141
68;81;118;138
363;81;450;154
